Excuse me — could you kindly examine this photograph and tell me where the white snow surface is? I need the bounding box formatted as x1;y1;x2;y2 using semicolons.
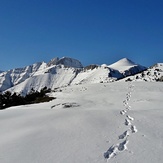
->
8;65;79;95
0;81;163;163
125;63;163;82
108;58;146;73
0;62;47;91
0;57;83;92
108;58;137;71
71;66;121;85
0;57;147;94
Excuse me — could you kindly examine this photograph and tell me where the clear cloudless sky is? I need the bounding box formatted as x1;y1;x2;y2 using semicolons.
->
0;0;163;70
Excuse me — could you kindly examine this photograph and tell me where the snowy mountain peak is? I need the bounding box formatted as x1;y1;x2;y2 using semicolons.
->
119;58;135;65
47;57;83;68
108;58;146;73
109;58;136;69
107;58;147;77
0;57;148;94
57;57;83;68
47;57;59;67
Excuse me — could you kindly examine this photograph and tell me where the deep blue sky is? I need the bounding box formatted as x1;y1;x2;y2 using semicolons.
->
0;0;163;70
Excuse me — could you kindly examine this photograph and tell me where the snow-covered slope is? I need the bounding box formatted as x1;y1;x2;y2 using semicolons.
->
8;65;80;95
0;57;83;92
71;65;123;85
0;81;163;163
0;57;147;94
71;58;146;85
108;58;147;77
125;63;163;82
0;62;47;91
6;64;123;94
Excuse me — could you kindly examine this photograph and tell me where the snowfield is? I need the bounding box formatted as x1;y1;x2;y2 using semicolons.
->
0;81;163;163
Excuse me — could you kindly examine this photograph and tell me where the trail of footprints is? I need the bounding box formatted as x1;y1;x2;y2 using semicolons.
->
104;82;138;161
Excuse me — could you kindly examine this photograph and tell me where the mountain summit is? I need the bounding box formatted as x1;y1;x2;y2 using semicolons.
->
47;57;83;68
0;57;147;94
109;58;138;71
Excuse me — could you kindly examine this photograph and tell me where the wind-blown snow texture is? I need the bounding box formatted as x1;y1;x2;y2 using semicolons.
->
0;81;163;163
0;57;146;94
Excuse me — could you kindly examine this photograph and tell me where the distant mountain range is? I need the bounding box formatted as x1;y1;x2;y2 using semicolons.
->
0;57;162;95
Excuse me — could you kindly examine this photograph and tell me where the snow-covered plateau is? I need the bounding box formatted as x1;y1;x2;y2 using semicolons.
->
0;81;163;163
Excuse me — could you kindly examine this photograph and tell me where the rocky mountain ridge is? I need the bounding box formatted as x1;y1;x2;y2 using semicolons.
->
0;57;82;92
125;63;163;82
0;57;149;94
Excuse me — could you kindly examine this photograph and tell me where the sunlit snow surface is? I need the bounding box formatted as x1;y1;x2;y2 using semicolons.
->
108;58;138;71
0;57;146;95
0;81;163;163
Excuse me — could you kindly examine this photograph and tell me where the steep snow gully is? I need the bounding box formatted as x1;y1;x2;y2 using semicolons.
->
104;81;137;161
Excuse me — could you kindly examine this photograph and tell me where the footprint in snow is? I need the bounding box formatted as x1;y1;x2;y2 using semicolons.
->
125;119;131;126
118;139;129;151
126;96;131;101
119;130;130;139
123;102;128;108
104;81;136;160
120;110;127;115
123;101;131;109
123;100;127;104
104;145;118;160
104;139;129;160
126;115;134;121
131;125;138;133
126;92;131;96
125;105;131;110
